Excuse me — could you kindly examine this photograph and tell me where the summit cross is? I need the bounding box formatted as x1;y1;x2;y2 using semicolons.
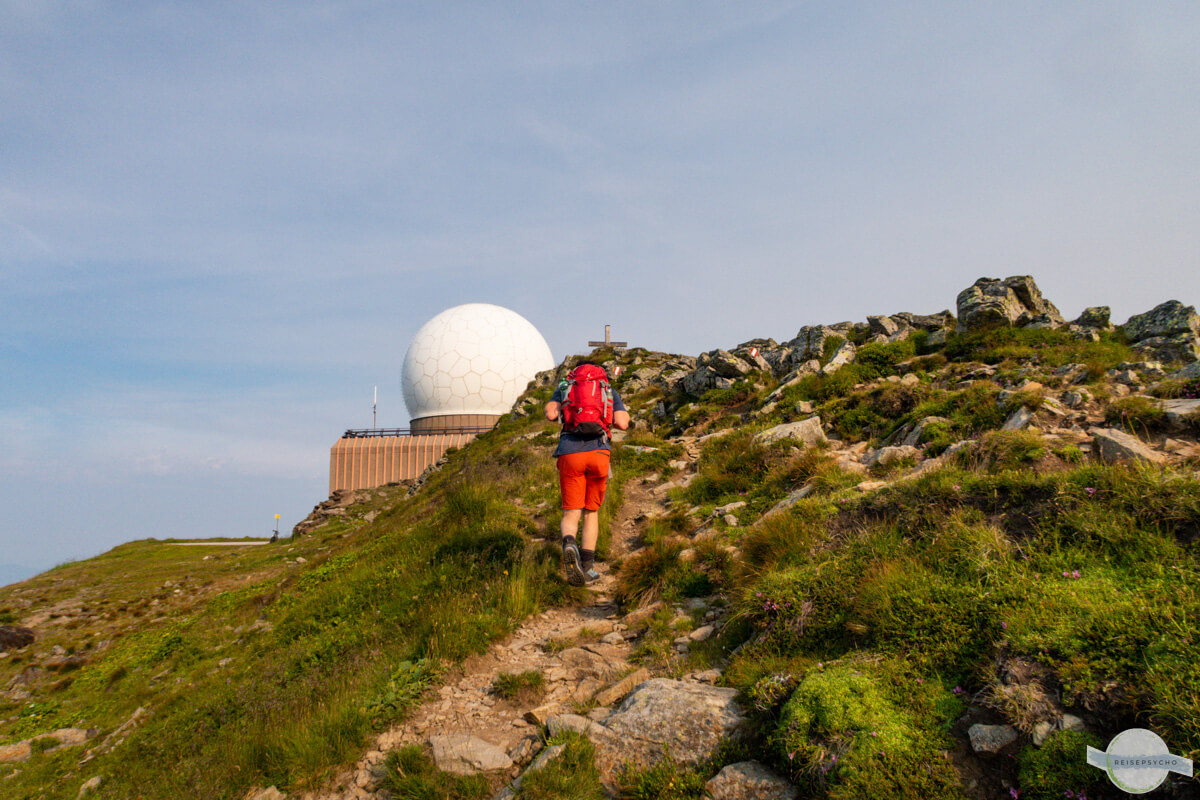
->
587;324;628;350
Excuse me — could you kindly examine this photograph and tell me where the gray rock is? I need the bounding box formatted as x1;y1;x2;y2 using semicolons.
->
682;366;733;397
699;349;753;379
1159;399;1200;429
867;315;901;337
902;416;949;447
1032;721;1054;747
788;326;839;361
1061;713;1086;732
968;723;1019;754
1073;306;1111;329
757;484;816;522
1091;428;1166;465
1167;361;1200;381
1060;389;1089;408
713;501;747;516
956;276;1064;333
1001;406;1036;431
429;733;514;775
753;418;826;448
1124;301;1200;363
689;625;715;642
820;340;857;375
893;310;955;331
77;776;103;798
601;679;746;770
705;761;798;800
865;444;921;468
729;345;773;373
1124;300;1200;343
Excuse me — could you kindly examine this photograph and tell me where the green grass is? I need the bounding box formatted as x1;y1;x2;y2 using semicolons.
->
492;670;546;704
516;733;604;800
0;411;588;800
722;460;1200;797
383;745;491;800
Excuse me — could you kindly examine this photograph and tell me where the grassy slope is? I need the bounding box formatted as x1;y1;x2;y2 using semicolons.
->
3;331;1199;800
0;374;601;799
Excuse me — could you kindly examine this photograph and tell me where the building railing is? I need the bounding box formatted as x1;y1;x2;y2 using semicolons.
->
341;426;494;438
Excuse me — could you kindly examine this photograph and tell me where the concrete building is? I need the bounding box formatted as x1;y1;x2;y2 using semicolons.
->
329;303;555;493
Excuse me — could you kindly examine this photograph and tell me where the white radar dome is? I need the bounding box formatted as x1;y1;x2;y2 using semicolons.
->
402;303;556;421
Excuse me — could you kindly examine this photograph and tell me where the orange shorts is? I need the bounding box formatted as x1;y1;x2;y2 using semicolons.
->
557;450;611;511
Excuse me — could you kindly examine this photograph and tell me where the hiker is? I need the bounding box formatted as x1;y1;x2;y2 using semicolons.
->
544;361;631;585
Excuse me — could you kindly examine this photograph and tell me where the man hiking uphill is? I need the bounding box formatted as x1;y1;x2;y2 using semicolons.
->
544;361;631;586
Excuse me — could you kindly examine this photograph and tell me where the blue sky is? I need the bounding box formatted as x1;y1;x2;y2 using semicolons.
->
3;2;1199;584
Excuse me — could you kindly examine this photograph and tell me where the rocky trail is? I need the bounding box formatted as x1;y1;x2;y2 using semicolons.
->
298;443;771;800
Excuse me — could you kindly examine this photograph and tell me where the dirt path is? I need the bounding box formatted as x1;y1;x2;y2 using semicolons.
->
306;461;682;800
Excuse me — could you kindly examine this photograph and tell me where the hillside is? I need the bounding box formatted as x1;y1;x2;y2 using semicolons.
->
2;275;1199;800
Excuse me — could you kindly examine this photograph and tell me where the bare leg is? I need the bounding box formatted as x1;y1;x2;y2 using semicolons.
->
580;509;599;552
561;508;582;540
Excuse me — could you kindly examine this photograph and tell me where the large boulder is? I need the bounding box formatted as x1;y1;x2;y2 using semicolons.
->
893;310;955;331
754;418;827;448
601;679;746;769
546;679;747;784
1091;428;1166;465
956;276;1064;333
787;326;839;362
1123;301;1200;363
681;366;732;397
429;734;513;775
1072;306;1112;330
698;349;753;379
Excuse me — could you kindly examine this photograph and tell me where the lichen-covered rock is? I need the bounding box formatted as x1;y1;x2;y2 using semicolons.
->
1091;428;1166;465
1124;301;1200;363
820;340;857;375
429;733;514;775
867;315;901;337
893;310;954;331
705;761;798;800
788;325;839;361
601;679;745;768
1072;306;1111;329
1158;399;1200;431
968;723;1019;754
681;366;733;397
754;418;827;448
698;349;753;379
1123;300;1200;343
956;276;1064;332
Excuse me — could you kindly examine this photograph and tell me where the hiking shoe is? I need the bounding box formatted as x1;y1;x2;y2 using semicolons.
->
563;542;586;586
582;568;601;585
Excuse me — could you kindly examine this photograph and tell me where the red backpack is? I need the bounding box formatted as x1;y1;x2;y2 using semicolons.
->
561;364;614;437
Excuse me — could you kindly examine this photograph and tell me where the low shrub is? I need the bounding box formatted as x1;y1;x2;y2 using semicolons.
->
1105;396;1167;434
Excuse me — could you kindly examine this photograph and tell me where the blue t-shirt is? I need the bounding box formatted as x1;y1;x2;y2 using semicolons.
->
550;383;627;457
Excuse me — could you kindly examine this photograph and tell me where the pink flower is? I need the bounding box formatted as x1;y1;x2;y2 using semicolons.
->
1072;570;1081;579
1001;621;1008;629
